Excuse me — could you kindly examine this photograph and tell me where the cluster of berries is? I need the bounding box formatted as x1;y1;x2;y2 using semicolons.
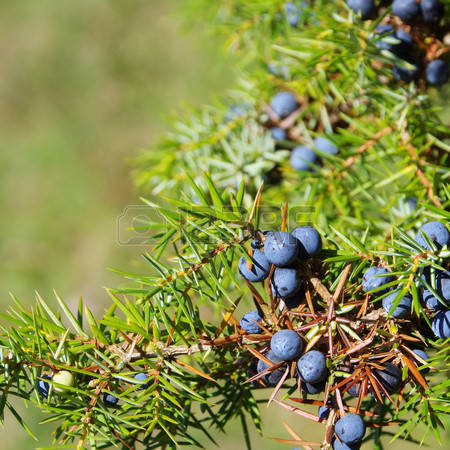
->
237;218;448;449
363;220;449;338
347;0;445;23
269;91;339;172
347;0;449;85
36;370;151;406
239;224;368;449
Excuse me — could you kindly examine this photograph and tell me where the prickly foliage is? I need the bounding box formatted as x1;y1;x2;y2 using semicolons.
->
1;1;450;449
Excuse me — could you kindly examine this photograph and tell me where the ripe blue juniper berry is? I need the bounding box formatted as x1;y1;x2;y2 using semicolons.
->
224;103;249;122
290;145;319;171
250;230;271;250
415;221;450;249
270;91;299;118
361;266;393;294
103;392;119;407
301;379;326;394
284;1;306;27
420;0;444;23
432;309;450;339
134;373;150;390
318;404;330;420
392;0;420;22
374;362;402;393
435;270;450;301
426;60;449;86
291;225;322;258
297;350;327;384
332;439;361;450
267;62;290;79
412;349;430;373
240;310;263;334
373;24;394;50
271;126;287;141
272;267;302;298
346;0;375;20
313;136;339;155
270;329;303;360
393;55;420;82
391;29;414;56
36;374;52;398
256;351;285;386
347;382;362;397
334;413;366;444
264;231;299;266
423;289;444;310
238;249;271;282
423;270;449;309
382;291;412;318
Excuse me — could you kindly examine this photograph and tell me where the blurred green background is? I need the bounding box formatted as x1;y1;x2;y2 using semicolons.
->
0;1;447;449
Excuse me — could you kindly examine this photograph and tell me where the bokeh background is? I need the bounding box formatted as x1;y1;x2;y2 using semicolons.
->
0;1;447;449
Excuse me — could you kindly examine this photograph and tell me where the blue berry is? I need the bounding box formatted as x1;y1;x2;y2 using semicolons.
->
361;266;393;294
412;349;430;373
374;362;402;393
271;329;303;360
240;310;263;334
346;0;375;19
395;29;414;47
334;413;366;445
436;270;450;301
374;24;394;50
284;1;306;27
238;249;271;282
332;439;361;450
347;382;361;397
420;0;444;23
272;267;302;298
415;221;449;250
392;0;420;21
382;291;412;318
251;239;263;250
264;231;299;266
313;136;339;155
376;24;394;33
225;103;249;122
423;289;445;310
257;351;285;386
318;405;330;420
432;309;450;339
426;60;449;86
407;196;417;209
297;350;327;384
36;374;52;398
391;29;414;57
103;392;119;407
291;226;322;258
290;145;319;171
423;272;450;309
268;62;290;79
301;379;326;394
251;231;271;250
134;372;150;390
393;56;420;82
271;127;287;141
270;91;299;118
373;26;413;56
